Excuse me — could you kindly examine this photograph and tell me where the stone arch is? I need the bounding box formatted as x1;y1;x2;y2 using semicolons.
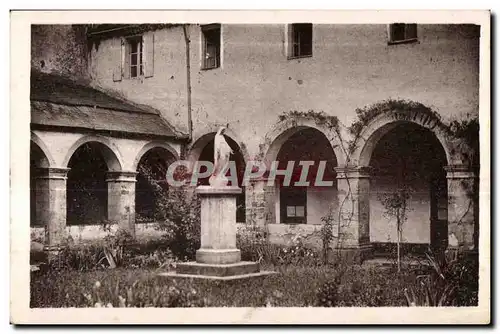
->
132;141;179;172
261;123;340;226
31;132;55;167
351;111;455;167
62;135;123;171
263;118;346;166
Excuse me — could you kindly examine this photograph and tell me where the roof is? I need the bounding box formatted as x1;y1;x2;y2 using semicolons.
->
30;71;186;139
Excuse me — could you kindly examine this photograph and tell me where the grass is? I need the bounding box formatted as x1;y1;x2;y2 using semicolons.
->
30;264;417;308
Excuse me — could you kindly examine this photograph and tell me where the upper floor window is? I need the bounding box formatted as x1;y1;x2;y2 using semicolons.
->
127;36;144;78
289;23;313;58
202;24;221;69
388;23;418;45
112;32;154;82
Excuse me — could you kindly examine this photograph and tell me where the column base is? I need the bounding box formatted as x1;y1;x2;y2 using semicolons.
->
196;248;241;264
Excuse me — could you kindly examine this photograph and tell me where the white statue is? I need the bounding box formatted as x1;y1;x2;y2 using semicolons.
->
209;126;233;187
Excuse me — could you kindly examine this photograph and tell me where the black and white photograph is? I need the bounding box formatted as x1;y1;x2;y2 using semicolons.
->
10;9;490;324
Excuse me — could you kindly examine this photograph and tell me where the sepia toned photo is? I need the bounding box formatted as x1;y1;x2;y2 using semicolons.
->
10;10;490;324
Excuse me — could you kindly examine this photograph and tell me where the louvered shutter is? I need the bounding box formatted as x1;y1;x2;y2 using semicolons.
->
144;32;155;78
112;38;123;82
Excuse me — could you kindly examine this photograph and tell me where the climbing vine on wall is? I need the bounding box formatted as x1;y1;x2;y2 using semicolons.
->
447;115;480;167
278;110;340;133
347;99;445;154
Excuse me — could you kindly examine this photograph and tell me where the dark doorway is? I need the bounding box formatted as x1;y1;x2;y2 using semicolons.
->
67;143;109;225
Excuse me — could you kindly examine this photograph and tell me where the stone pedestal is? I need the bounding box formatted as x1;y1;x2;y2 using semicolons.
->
106;171;137;237
196;186;242;264
334;166;373;263
161;185;275;280
34;167;69;247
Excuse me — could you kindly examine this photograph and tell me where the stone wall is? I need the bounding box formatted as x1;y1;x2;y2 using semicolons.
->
31;25;90;81
31;222;326;250
31;222;164;245
89;24;479;159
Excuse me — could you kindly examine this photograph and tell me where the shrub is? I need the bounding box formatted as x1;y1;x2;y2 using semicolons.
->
45;231;177;272
237;224;323;267
403;251;479;307
139;165;201;260
49;243;105;272
316;279;340;307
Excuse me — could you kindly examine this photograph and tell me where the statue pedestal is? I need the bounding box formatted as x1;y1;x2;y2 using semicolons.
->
160;185;275;281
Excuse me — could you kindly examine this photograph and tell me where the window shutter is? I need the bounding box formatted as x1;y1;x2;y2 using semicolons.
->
287;24;294;57
405;24;417;39
112;38;123;82
144;32;155;78
123;38;131;79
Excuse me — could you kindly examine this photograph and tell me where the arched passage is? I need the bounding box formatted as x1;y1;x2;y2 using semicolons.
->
66;142;121;225
268;127;338;225
189;132;247;223
365;122;449;254
135;146;177;222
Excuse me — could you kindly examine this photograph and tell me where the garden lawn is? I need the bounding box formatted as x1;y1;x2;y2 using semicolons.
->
30;264;414;308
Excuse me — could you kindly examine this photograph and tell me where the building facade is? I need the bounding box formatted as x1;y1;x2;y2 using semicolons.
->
30;23;480;259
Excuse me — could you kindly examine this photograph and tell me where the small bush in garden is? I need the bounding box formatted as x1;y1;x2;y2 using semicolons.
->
316;279;340;307
45;230;177;272
49;243;105;271
403;251;479;307
139;165;201;260
102;228;136;268
447;253;479;306
237;225;323;267
127;248;177;270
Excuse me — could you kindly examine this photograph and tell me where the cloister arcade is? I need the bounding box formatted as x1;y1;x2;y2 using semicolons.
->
30;106;479;258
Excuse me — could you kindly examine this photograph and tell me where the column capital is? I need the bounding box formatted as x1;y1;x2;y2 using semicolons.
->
35;167;70;180
335;166;372;179
105;171;138;183
444;164;477;179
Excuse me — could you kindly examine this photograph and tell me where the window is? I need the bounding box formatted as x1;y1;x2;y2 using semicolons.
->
280;187;307;224
289;23;313;58
113;33;154;82
286;206;305;218
388;23;418;45
127;36;144;78
202;24;221;69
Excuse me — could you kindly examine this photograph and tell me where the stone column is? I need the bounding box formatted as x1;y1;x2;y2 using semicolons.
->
334;166;372;262
106;171;137;237
445;164;478;253
245;177;276;228
195;186;243;264
35;167;70;248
